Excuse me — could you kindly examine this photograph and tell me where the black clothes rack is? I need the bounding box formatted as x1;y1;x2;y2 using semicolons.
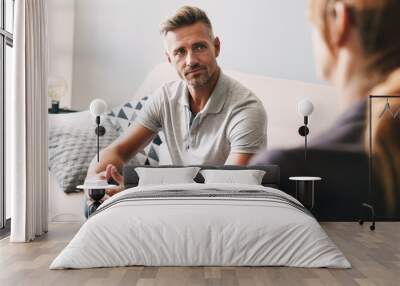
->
359;95;400;230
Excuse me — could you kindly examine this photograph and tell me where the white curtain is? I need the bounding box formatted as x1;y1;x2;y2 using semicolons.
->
9;0;49;242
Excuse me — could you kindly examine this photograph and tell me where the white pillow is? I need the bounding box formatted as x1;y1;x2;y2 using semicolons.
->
135;167;201;186
200;169;266;185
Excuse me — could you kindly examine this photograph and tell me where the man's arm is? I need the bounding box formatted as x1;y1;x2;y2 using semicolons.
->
86;123;155;179
225;153;254;166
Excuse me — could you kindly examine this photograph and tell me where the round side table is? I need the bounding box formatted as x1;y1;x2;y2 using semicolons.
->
289;176;322;210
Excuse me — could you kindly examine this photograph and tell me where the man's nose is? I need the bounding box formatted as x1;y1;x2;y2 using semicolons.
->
185;51;199;66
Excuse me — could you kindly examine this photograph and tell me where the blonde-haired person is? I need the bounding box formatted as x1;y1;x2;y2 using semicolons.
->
251;0;400;218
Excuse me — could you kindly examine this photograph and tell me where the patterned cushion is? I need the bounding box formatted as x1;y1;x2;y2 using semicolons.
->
107;97;163;166
48;114;120;193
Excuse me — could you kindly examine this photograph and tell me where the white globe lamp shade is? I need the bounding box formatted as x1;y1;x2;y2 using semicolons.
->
90;99;108;116
298;99;314;116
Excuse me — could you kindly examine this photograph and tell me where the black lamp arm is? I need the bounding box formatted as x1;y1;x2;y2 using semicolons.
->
96;116;100;162
298;116;310;163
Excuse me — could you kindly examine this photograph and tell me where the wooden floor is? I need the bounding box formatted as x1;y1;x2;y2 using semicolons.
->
0;222;399;286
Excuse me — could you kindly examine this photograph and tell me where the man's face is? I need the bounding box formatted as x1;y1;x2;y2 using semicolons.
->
165;22;220;88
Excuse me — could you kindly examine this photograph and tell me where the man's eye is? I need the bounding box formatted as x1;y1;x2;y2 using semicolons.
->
175;49;185;56
194;45;206;51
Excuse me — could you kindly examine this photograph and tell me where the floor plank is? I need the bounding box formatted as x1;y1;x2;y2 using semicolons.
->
0;222;399;286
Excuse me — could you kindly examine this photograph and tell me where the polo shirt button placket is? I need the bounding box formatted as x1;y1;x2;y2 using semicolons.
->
190;129;196;147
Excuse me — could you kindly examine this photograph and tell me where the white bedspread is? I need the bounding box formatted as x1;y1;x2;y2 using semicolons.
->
50;183;350;269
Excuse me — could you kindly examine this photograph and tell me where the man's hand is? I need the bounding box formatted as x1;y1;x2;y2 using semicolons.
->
85;123;155;196
101;164;125;197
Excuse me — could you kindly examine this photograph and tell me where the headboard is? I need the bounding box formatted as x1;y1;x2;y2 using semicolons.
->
123;165;280;189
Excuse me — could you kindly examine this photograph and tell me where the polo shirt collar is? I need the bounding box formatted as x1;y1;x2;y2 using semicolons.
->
179;70;228;115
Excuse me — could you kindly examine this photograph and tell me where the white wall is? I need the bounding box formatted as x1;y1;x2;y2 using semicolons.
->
71;0;319;110
47;0;75;108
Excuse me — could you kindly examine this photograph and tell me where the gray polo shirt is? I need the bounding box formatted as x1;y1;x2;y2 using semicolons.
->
135;71;267;165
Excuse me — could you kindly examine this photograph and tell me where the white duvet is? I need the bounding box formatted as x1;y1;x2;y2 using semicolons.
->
50;183;350;269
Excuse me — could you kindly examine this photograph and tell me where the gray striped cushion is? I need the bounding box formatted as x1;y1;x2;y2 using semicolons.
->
48;117;119;193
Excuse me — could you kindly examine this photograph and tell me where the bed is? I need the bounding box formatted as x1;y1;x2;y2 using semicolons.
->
50;165;350;269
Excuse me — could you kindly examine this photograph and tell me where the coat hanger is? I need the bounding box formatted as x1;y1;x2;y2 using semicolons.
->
378;97;395;118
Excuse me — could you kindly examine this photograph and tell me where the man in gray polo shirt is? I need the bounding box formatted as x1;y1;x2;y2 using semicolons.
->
86;6;267;196
137;71;266;165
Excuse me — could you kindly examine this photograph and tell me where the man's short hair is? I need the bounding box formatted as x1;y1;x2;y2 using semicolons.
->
160;6;214;38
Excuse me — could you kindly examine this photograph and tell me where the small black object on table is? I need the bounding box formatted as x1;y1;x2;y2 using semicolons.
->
289;176;322;210
87;189;106;215
78;181;118;217
48;107;78;114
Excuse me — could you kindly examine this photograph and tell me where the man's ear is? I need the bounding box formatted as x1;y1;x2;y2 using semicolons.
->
330;2;351;48
214;37;221;58
165;52;171;64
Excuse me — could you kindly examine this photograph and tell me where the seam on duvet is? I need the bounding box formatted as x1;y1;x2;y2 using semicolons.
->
90;191;312;218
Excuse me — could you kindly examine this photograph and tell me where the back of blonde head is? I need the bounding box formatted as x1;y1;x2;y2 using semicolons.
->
309;0;400;215
308;0;400;78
